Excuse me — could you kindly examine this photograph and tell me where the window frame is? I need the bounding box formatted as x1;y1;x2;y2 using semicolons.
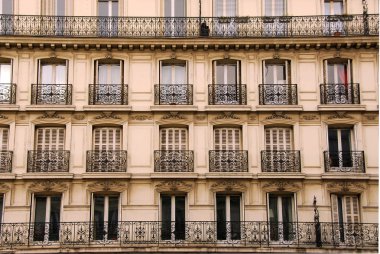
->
213;127;242;150
264;0;287;16
95;58;124;85
164;0;186;17
324;0;345;15
159;59;188;85
98;0;119;17
265;127;293;151
213;0;237;17
323;58;352;84
41;0;66;15
262;59;291;84
37;58;68;85
34;127;65;151
0;127;9;150
92;127;122;151
0;57;12;84
0;0;13;14
212;59;241;85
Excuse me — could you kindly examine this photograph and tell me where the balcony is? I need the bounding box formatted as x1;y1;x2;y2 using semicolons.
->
261;150;301;173
86;150;127;172
259;84;298;105
89;84;128;105
0;14;377;38
27;150;70;173
0;83;16;104
0;221;377;249
31;84;72;105
208;84;247;105
324;151;365;173
154;150;194;172
0;151;13;173
320;83;360;104
209;150;248;172
154;84;193;105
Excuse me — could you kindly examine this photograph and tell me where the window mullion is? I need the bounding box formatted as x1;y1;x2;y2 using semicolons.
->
45;197;51;224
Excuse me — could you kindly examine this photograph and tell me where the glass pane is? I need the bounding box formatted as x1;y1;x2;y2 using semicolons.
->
274;0;285;16
161;64;172;84
2;0;13;14
230;196;241;240
276;64;286;84
341;129;352;167
164;0;171;16
175;196;185;240
110;64;121;84
161;195;171;240
174;64;186;84
328;128;339;151
281;196;293;241
265;0;272;16
337;196;345;242
216;195;226;240
94;196;105;240
336;64;348;84
269;195;279;241
98;1;108;16
174;0;185;17
0;195;3;224
214;0;223;16
327;64;335;83
34;197;47;241
49;196;61;241
108;196;119;240
226;0;236;16
334;1;343;15
0;64;11;83
264;64;274;84
56;0;65;16
98;64;108;84
112;0;118;16
41;65;53;84
226;64;237;84
55;65;66;84
215;64;225;84
324;1;331;15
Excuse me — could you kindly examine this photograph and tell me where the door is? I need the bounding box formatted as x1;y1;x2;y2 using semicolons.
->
216;194;241;240
164;0;186;36
213;60;241;104
328;128;353;168
93;195;119;240
0;194;3;224
98;0;118;36
268;194;295;242
324;0;344;35
35;127;65;171
161;195;186;240
264;0;287;36
214;0;237;36
0;0;13;35
33;196;61;241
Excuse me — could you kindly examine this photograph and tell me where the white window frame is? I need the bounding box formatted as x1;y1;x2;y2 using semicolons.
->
213;59;241;85
159;127;188;151
324;59;352;84
265;127;293;151
164;0;186;17
98;0;119;16
324;0;345;15
0;58;12;83
263;59;290;84
41;0;66;15
38;58;68;84
95;59;124;84
159;59;187;84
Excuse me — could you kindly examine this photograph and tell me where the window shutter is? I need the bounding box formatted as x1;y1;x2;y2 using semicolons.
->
0;128;9;150
331;194;339;224
93;127;121;150
35;127;65;150
160;128;187;151
214;128;241;150
265;128;292;150
345;196;360;224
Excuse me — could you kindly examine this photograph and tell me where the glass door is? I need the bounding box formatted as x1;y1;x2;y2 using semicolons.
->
216;194;241;240
33;196;61;242
328;128;353;168
268;194;295;242
93;195;119;240
164;0;186;36
161;195;186;240
98;0;118;36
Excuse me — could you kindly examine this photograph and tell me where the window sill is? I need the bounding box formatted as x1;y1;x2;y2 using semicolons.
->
256;105;303;111
0;173;16;179
150;172;198;178
205;105;252;111
321;172;370;180
22;172;74;179
257;172;305;179
318;105;366;111
83;105;132;111
82;172;131;179
150;105;198;111
25;105;76;111
205;172;253;178
0;105;20;111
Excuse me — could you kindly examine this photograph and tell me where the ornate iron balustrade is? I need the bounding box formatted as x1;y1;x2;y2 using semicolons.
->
209;150;248;172
27;150;70;173
0;151;12;173
0;221;377;248
320;83;360;104
88;84;128;105
208;84;247;105
0;14;377;38
31;84;72;105
324;151;365;173
0;83;16;104
261;150;301;172
86;150;127;172
154;84;193;105
154;150;194;172
259;84;298;105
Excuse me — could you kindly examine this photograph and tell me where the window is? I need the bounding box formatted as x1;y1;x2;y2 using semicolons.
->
0;58;14;104
265;127;292;150
35;127;65;151
93;127;121;151
0;194;3;223
161;195;186;240
324;59;351;84
214;127;241;150
263;59;290;84
160;127;188;151
93;194;119;240
213;0;237;36
96;59;123;85
0;127;9;150
331;194;360;243
328;127;353;168
33;195;61;241
268;194;295;241
324;0;344;15
38;58;67;85
0;0;12;14
324;0;345;35
164;0;186;36
98;0;118;36
214;0;236;16
213;59;240;85
41;0;65;15
216;194;241;240
264;0;286;16
160;60;187;85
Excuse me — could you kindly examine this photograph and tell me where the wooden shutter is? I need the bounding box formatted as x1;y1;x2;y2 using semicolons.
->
265;128;292;150
93;127;121;150
214;128;241;150
345;196;360;224
35;127;65;150
160;128;187;150
0;127;9;150
331;194;339;224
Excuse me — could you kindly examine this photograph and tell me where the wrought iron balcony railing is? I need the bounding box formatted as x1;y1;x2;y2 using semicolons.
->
0;83;16;104
324;151;365;173
0;14;377;38
320;83;360;104
154;150;194;172
261;150;301;173
86;150;127;172
208;84;247;105
259;84;298;105
88;84;128;105
0;151;12;173
31;84;72;105
154;84;193;105
27;150;70;173
0;221;377;248
209;150;248;172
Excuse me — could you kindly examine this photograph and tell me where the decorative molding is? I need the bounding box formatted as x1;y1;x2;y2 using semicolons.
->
261;181;302;192
195;114;207;121
87;181;128;192
265;112;292;120
0;114;8;120
363;114;378;121
0;183;10;193
326;181;366;193
248;114;257;121
130;114;153;121
155;180;193;193
327;111;353;120
29;181;68;192
73;114;86;121
210;180;247;192
95;112;121;120
273;51;280;59
162;112;186;120
215;112;239;120
38;111;64;119
301;114;319;121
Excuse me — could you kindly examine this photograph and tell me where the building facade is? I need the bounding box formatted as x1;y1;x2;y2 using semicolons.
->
0;0;378;253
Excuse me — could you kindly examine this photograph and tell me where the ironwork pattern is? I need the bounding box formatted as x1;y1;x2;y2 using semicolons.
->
259;84;298;105
208;84;247;105
209;150;248;172
88;84;128;105
0;221;377;248
31;84;72;105
154;84;193;105
27;150;70;172
261;150;301;172
0;151;12;173
324;151;365;173
0;83;16;104
320;83;360;104
154;150;194;172
86;150;127;172
0;15;377;38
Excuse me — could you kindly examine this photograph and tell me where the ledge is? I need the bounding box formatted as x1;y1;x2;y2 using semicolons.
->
150;172;199;178
317;105;366;111
82;105;132;111
204;105;252;111
205;172;254;178
82;172;131;179
0;105;20;111
321;172;371;180
0;173;16;179
150;105;198;111
257;172;306;179
21;172;74;179
25;105;76;111
255;105;303;111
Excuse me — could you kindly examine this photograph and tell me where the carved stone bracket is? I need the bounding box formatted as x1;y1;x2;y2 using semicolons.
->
130;114;153;121
87;181;128;192
215;112;240;120
38;111;64;119
0;114;8;120
210;180;247;193
155;180;193;193
301;114;320;121
95;112;121;120
162;112;186;120
327;111;353;120
326;181;366;193
29;181;68;193
0;183;10;193
195;114;207;121
265;112;292;120
261;180;302;192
